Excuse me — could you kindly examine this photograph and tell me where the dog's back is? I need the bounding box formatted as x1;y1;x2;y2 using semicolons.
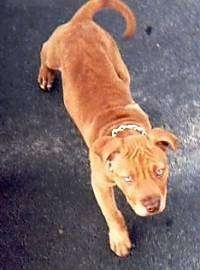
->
38;0;136;146
59;0;136;143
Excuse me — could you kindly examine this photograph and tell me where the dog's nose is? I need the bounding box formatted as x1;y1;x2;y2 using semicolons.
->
141;196;161;213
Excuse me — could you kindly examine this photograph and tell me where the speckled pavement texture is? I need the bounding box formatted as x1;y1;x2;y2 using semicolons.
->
0;0;200;269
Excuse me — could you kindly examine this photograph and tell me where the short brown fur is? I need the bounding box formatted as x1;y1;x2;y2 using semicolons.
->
38;0;179;257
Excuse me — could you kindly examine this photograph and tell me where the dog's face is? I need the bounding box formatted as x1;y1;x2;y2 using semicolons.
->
93;128;179;217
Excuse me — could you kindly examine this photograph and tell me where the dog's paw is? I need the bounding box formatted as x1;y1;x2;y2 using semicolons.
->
37;66;55;91
109;229;132;257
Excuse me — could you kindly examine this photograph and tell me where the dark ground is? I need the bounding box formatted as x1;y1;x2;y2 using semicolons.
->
0;0;200;269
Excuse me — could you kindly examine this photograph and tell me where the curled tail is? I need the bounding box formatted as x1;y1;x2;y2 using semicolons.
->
72;0;136;38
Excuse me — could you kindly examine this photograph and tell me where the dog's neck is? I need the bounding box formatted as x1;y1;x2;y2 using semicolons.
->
88;104;152;146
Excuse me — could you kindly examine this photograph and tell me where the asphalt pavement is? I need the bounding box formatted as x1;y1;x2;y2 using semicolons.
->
0;0;200;269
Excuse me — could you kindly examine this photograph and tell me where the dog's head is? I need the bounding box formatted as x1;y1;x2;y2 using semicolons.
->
92;128;179;217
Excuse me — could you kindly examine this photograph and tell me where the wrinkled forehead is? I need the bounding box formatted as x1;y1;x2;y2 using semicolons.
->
114;138;167;170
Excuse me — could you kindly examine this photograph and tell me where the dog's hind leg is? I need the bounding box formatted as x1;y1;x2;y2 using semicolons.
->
38;42;56;91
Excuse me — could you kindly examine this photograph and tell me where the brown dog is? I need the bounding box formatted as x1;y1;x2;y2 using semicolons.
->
38;0;179;257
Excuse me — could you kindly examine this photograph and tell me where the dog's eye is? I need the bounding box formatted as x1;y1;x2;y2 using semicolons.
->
155;168;165;177
123;176;133;183
107;161;113;172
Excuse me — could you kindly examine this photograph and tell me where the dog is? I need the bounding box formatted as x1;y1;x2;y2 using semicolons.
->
38;0;179;257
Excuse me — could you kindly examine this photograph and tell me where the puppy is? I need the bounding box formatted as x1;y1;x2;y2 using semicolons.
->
38;0;179;257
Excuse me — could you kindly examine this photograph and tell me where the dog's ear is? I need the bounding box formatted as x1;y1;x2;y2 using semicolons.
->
149;128;180;151
92;136;122;162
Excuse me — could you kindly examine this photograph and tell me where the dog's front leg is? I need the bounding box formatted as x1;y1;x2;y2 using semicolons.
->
91;180;132;257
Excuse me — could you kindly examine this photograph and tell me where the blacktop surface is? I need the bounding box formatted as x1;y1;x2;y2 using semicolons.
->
0;0;200;269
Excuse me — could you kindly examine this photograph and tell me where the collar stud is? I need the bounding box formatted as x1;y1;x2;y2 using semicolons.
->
111;124;147;137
